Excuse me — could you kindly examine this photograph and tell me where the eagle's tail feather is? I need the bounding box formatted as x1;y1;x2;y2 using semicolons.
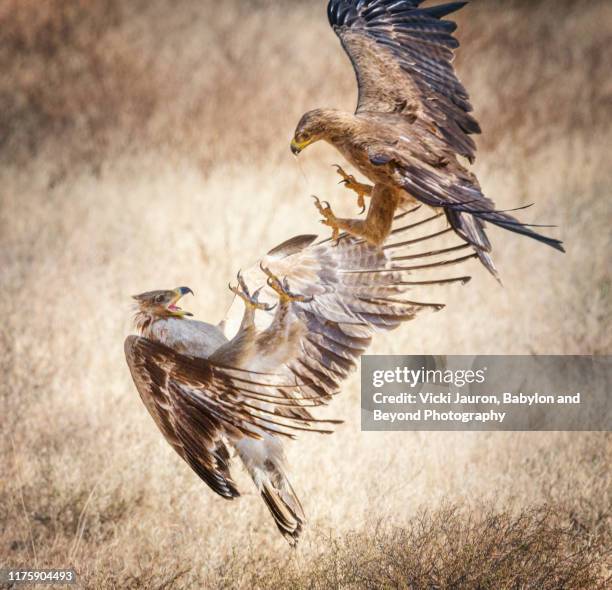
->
237;437;305;545
445;209;498;277
259;466;305;547
473;209;565;253
400;165;564;277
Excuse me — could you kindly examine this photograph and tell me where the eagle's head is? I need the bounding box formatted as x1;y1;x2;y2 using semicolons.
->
291;109;338;154
132;287;194;320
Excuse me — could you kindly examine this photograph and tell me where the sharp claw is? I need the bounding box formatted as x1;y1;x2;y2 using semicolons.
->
359;205;366;215
260;262;273;278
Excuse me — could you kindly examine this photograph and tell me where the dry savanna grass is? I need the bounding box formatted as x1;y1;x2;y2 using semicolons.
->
1;0;611;588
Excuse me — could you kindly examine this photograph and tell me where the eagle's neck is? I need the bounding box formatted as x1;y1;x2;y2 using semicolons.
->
133;311;158;338
320;109;361;143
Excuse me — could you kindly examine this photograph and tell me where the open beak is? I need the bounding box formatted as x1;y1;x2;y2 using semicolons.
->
291;138;311;155
168;286;194;317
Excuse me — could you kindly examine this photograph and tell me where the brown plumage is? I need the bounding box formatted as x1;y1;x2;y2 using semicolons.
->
290;0;564;276
125;207;472;544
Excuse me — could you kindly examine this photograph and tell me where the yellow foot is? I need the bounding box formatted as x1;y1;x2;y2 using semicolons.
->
259;264;313;303
229;271;276;311
333;164;372;214
312;195;341;241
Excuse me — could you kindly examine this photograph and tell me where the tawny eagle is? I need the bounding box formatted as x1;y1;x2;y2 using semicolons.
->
290;0;564;276
125;207;472;544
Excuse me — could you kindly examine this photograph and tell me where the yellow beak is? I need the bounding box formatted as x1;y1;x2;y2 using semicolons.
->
169;286;194;317
291;138;312;155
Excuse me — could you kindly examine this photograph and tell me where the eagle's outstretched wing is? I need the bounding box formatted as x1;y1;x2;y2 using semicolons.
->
327;0;480;162
227;207;474;403
124;336;338;499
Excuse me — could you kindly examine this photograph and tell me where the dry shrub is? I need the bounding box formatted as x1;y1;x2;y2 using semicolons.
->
211;505;610;589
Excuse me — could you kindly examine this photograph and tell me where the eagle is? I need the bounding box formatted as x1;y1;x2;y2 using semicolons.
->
124;206;472;545
290;0;564;276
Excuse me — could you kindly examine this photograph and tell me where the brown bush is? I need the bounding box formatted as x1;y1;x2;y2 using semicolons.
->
211;505;610;589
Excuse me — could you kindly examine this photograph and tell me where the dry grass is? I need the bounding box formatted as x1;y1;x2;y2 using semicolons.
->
213;505;609;589
1;0;611;588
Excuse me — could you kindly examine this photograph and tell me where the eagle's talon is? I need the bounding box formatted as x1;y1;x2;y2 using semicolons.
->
313;196;333;219
334;165;372;213
229;278;274;311
334;165;356;186
252;286;277;312
260;262;275;281
312;195;342;242
264;272;312;303
236;270;251;298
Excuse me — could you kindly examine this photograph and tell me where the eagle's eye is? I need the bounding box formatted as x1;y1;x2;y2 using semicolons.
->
154;295;165;304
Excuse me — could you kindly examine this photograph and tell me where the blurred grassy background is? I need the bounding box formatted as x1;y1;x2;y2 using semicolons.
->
1;0;611;587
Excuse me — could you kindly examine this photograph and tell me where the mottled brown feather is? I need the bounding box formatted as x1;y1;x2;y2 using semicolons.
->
328;0;479;160
124;336;340;500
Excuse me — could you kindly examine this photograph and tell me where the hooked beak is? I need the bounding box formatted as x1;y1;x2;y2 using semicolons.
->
291;138;311;155
169;286;194;317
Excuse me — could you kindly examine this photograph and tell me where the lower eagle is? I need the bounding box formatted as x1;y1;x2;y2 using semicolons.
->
125;207;472;545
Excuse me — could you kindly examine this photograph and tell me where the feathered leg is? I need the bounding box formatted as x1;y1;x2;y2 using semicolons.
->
313;183;400;246
225;271;308;545
252;265;310;365
209;272;274;366
211;270;306;369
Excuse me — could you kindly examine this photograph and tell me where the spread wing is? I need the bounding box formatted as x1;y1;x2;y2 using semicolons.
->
228;206;474;403
328;0;480;161
124;336;337;499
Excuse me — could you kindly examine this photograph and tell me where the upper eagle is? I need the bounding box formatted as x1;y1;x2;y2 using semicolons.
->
290;1;563;277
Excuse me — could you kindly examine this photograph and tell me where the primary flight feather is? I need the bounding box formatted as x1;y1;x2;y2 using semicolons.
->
290;0;564;276
125;207;471;544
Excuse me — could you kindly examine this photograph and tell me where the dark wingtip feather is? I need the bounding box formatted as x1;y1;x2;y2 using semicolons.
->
475;248;499;279
424;1;469;20
484;215;565;254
